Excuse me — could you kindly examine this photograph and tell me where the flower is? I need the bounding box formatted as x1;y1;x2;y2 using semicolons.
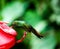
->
0;21;27;49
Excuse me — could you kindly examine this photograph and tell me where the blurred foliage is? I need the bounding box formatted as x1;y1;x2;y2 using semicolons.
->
0;0;60;49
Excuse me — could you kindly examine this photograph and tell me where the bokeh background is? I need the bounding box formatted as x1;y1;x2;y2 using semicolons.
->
0;0;60;49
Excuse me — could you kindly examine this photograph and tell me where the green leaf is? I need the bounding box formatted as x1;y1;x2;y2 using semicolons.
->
1;1;28;24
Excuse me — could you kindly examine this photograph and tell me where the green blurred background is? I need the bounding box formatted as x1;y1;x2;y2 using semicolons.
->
0;0;60;49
